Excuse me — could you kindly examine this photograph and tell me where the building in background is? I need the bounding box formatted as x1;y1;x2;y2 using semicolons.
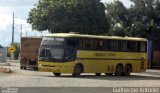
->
0;46;7;63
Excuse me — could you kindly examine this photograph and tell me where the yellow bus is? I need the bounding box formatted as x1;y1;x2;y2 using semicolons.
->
38;33;147;77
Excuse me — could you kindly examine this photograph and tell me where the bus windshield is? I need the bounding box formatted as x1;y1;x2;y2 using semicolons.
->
38;46;76;62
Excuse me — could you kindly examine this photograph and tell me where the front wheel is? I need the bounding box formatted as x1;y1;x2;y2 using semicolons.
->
72;65;83;77
53;73;61;77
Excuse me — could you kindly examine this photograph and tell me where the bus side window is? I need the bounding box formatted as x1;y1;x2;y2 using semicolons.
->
97;39;104;51
99;40;103;50
127;41;131;51
78;39;84;50
67;38;77;48
108;40;112;50
121;41;127;51
93;40;98;50
84;39;92;50
115;40;119;51
104;40;108;51
131;42;138;52
140;42;146;52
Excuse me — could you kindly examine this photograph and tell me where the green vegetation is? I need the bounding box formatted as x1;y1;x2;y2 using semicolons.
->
28;0;160;40
27;0;109;34
105;0;160;40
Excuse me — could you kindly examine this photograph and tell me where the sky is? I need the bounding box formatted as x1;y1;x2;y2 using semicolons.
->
0;0;132;47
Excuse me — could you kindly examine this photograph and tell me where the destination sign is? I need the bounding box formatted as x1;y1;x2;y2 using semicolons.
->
43;37;64;41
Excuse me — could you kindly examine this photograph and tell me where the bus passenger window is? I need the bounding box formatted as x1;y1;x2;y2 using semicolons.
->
140;42;146;52
121;41;127;51
93;40;98;50
84;39;91;50
99;40;103;50
130;42;138;52
67;39;77;48
78;39;84;49
108;40;112;50
97;40;104;50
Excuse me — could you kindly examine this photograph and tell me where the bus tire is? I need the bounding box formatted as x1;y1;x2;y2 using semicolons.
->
72;64;83;77
123;65;132;76
53;73;61;76
95;73;101;76
115;64;123;76
105;73;113;76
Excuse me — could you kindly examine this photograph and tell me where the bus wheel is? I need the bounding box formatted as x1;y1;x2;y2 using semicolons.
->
72;64;83;77
105;73;113;76
53;73;61;77
115;65;123;76
123;65;132;76
95;73;101;76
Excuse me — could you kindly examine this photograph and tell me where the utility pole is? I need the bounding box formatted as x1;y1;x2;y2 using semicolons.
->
26;31;28;36
20;24;22;38
11;12;15;60
12;12;15;44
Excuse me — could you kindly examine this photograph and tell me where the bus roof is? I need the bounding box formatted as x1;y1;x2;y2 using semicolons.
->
45;33;147;41
21;36;42;39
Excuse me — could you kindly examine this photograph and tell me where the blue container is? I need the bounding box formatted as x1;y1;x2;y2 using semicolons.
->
147;40;152;63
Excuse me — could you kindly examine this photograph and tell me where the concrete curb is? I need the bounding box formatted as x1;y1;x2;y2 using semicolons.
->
0;67;12;73
0;63;11;66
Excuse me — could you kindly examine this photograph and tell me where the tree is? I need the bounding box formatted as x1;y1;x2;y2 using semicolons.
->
0;45;3;48
105;0;160;40
28;0;109;35
105;1;129;36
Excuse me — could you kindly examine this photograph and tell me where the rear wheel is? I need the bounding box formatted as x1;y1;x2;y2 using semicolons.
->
53;73;61;76
95;73;101;76
105;73;113;76
123;65;132;76
72;64;83;77
115;65;123;76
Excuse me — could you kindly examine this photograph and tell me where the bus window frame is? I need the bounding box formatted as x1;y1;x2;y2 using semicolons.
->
66;37;147;53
